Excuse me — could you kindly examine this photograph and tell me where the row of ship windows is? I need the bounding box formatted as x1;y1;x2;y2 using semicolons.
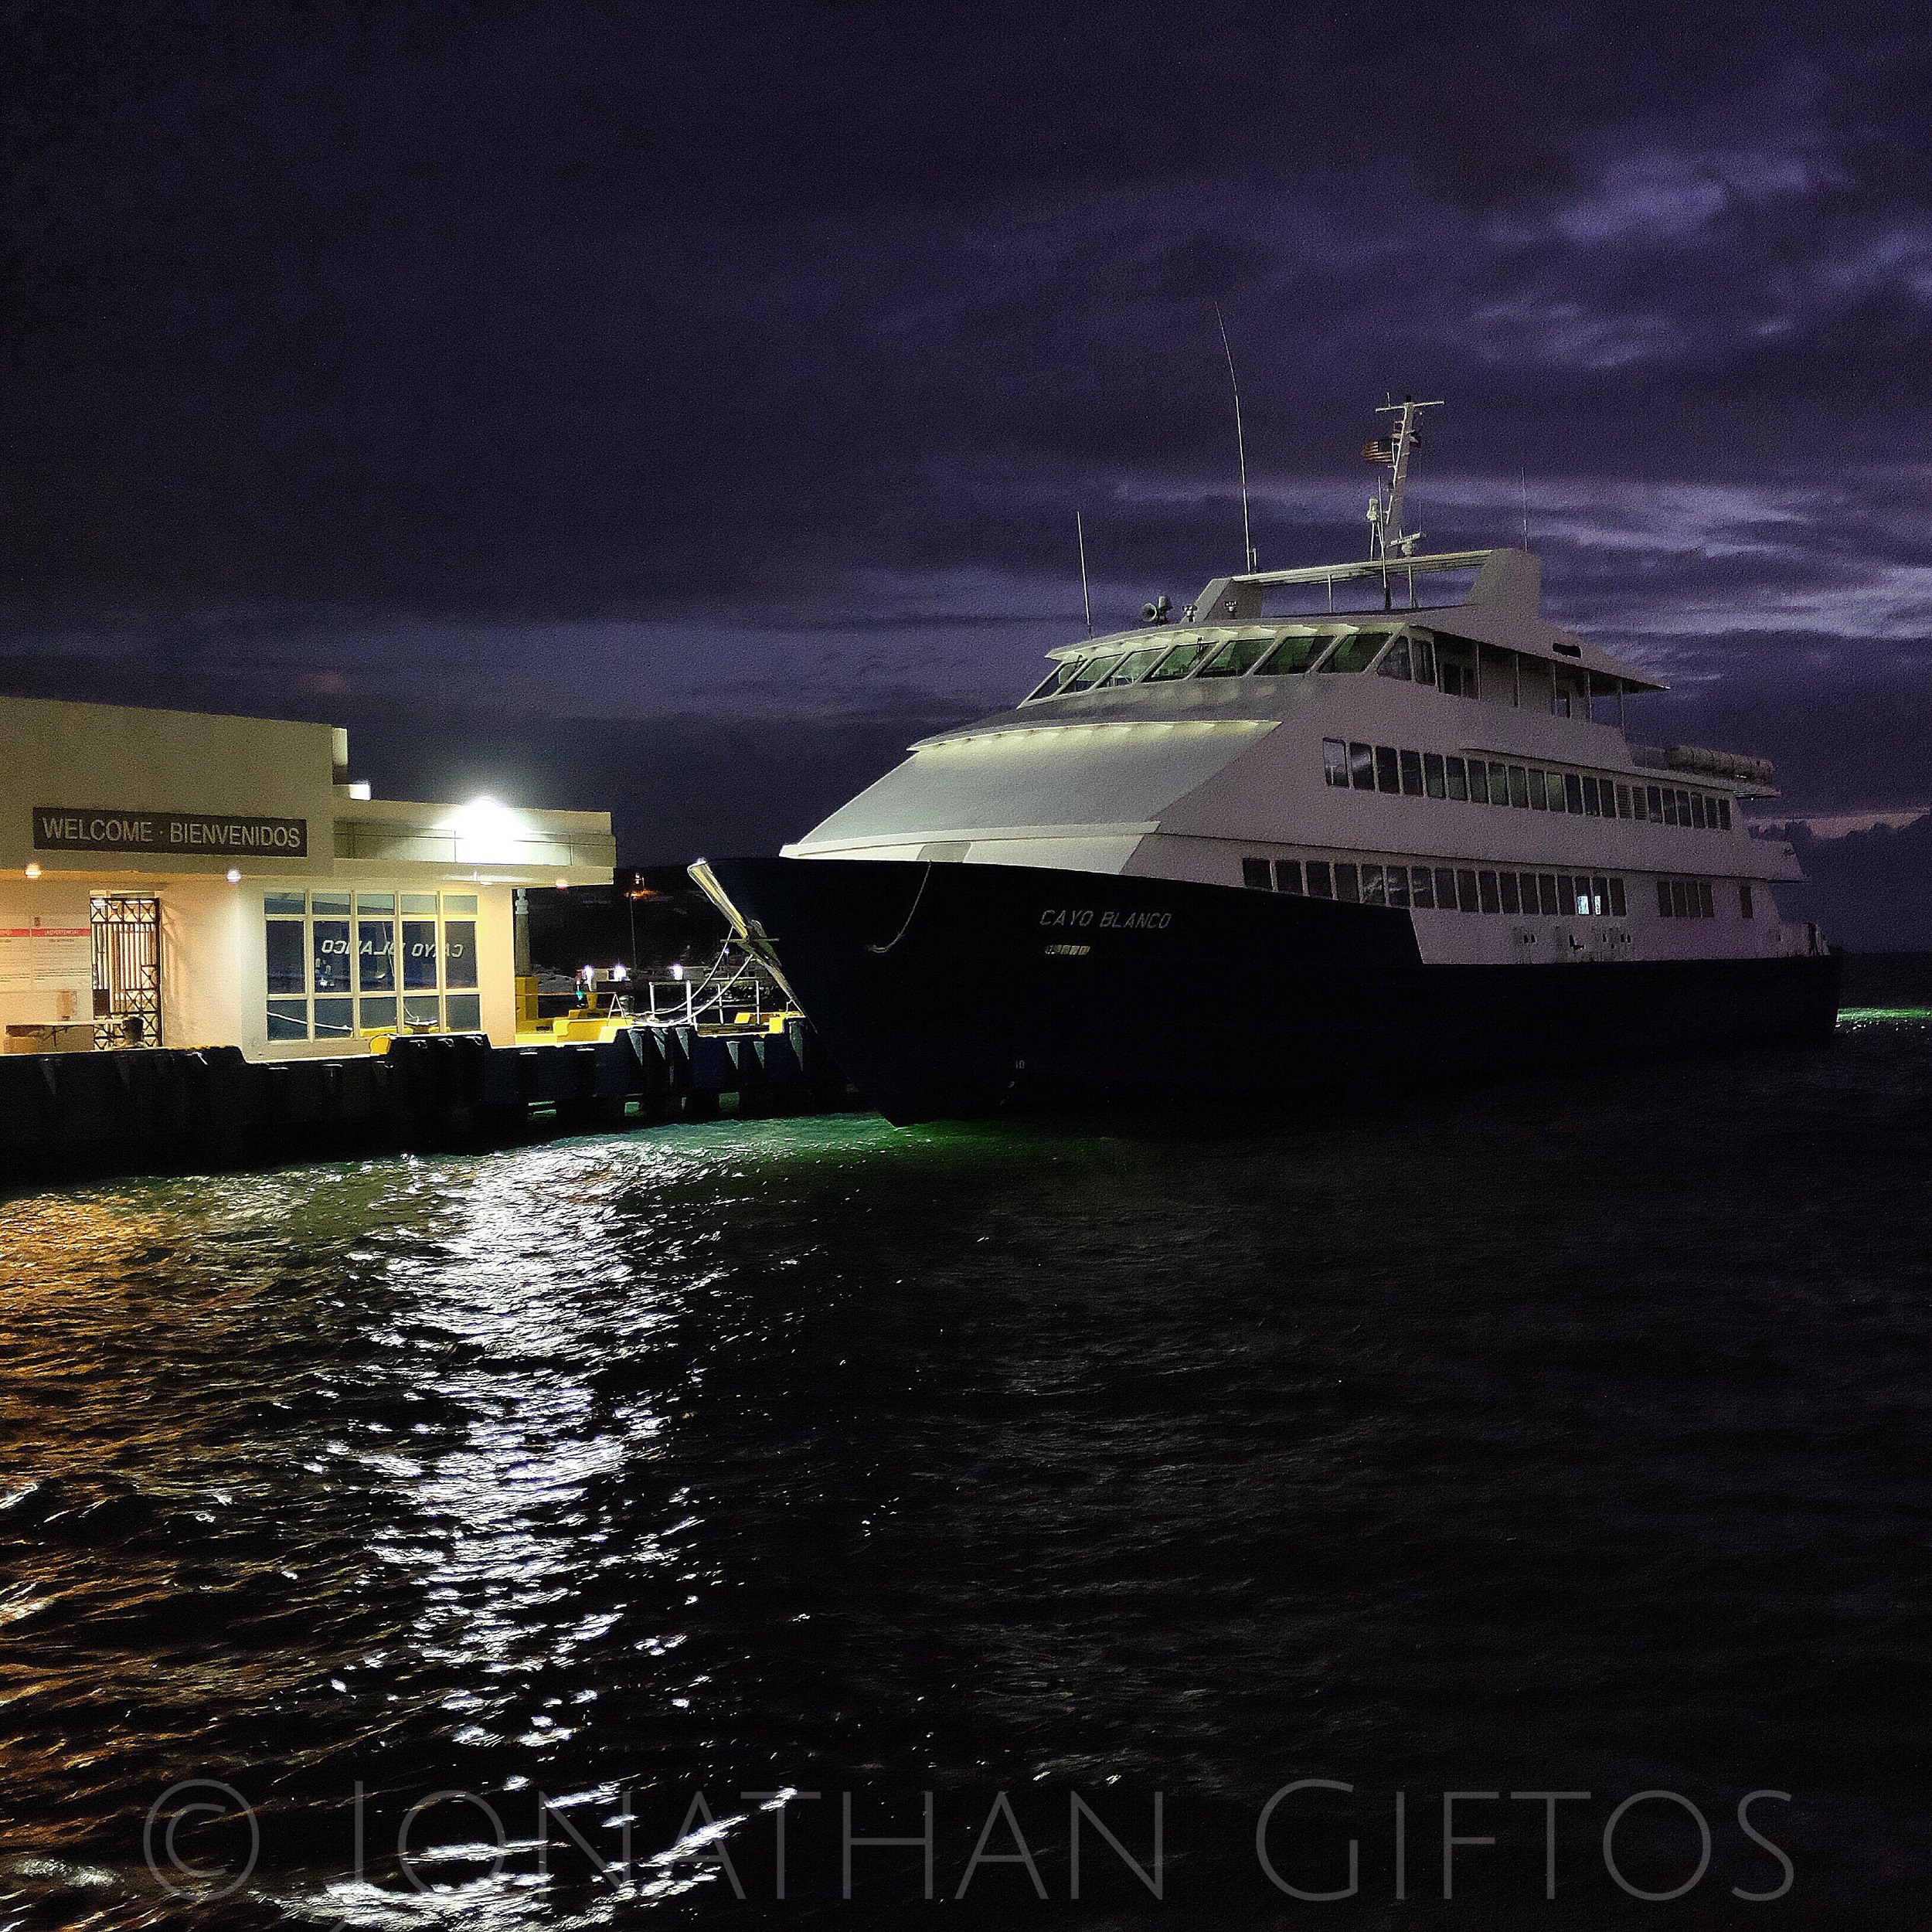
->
1240;855;1747;922
1321;739;1732;830
1027;628;1595;710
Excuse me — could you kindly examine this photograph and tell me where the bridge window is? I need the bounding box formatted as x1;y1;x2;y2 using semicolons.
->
1255;632;1332;675
1100;647;1168;687
1025;662;1078;702
1197;634;1277;678
1146;641;1214;682
1062;653;1123;693
1321;628;1396;674
1376;634;1413;681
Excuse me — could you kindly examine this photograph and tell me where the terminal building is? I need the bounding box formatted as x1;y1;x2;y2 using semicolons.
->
0;696;614;1057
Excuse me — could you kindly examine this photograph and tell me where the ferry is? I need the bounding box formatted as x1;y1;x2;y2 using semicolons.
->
694;401;1842;1124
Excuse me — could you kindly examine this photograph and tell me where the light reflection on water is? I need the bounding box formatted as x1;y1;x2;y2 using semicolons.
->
3;1036;1932;1923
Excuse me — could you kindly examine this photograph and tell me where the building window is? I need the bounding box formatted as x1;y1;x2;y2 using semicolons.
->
266;920;304;995
1740;880;1754;918
263;889;482;1041
312;919;352;993
267;999;308;1041
402;918;440;986
1323;739;1349;787
357;917;396;991
1242;857;1272;890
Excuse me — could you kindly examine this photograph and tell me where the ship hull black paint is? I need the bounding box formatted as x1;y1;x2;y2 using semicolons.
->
711;857;1844;1126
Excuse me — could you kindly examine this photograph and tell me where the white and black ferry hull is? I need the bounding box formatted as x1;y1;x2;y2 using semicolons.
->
709;857;1843;1126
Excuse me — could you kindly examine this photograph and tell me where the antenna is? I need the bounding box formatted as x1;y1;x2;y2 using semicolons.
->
1216;306;1258;573
1076;510;1092;635
1520;462;1530;550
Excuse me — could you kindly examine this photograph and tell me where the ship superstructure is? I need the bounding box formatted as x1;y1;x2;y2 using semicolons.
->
696;402;1838;1122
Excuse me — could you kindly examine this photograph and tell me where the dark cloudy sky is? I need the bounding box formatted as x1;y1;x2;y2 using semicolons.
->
7;1;1932;861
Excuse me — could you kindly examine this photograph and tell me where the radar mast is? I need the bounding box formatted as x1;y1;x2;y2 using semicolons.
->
1364;396;1444;564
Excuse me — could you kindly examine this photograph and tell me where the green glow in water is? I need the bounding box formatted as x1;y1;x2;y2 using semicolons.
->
1839;1007;1932;1022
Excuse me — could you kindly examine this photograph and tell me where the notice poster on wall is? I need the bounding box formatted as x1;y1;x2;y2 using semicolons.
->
0;920;94;992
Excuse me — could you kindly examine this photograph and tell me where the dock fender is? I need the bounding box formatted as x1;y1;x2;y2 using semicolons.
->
0;1056;58;1151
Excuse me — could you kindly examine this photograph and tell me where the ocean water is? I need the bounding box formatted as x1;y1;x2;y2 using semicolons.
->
3;1005;1931;1928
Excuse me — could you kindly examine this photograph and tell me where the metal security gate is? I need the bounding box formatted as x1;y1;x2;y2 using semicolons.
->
91;895;162;1048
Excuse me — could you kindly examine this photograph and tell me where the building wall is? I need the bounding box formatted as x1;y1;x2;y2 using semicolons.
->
476;886;516;1046
0;696;337;879
161;876;258;1053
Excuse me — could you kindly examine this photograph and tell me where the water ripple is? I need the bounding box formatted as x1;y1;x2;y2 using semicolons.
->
3;1042;1932;1923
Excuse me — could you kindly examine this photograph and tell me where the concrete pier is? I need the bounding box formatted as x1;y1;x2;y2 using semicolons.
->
0;1022;857;1182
